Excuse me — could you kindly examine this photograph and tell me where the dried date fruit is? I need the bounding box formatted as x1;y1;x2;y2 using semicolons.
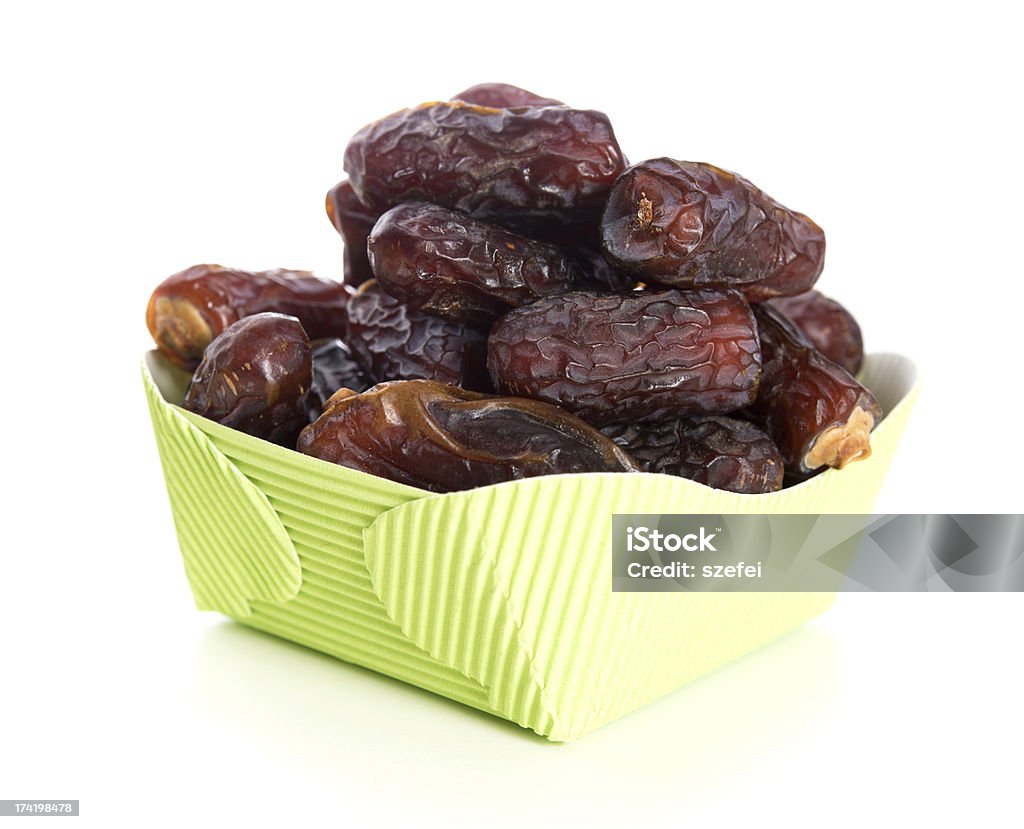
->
343;102;626;228
487;289;761;426
147;264;349;370
182;313;312;446
305;337;374;422
767;289;864;375
451;82;563;108
346;280;491;391
368;203;593;324
749;304;881;476
297;379;639;492
326;179;378;287
602;416;784;494
601;159;825;301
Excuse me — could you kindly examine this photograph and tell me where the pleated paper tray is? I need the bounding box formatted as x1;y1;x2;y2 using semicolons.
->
143;351;919;742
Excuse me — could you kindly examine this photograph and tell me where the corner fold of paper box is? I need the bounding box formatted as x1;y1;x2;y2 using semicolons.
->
362;494;565;739
142;361;302;619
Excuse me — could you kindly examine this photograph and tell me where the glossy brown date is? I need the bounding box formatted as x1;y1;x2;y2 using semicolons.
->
147;264;349;370
601;159;825;301
602;416;784;494
368;203;592;324
343;102;626;229
487;289;761;426
297;379;639;492
451;82;563;108
749;304;881;476
306;337;374;422
768;289;864;375
182;313;312;447
326;179;379;287
346;281;491;391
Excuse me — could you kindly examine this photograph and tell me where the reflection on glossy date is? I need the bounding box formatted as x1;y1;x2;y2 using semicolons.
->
602;159;825;301
306;337;374;422
183;313;312;447
368;203;591;324
602;416;784;494
749;304;881;475
344;102;626;229
488;289;761;425
146;264;349;370
451;82;563;108
768;289;864;375
297;379;639;492
346;281;491;391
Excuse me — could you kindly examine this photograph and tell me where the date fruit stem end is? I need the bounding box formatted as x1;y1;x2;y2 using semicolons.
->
803;405;875;471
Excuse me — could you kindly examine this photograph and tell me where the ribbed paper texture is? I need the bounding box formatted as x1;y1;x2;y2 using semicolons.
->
144;351;919;740
145;370;302;618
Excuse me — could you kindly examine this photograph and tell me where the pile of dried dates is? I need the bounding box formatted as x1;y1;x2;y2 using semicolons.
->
146;82;880;495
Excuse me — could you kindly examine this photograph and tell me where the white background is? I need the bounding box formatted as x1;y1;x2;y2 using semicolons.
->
1;2;1021;826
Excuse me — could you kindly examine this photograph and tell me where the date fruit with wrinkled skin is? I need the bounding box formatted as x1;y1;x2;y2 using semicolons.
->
487;289;761;426
768;289;864;375
326;179;379;287
346;280;491;391
602;416;784;494
451;82;563;108
182;313;312;447
602;159;825;301
368;203;593;324
298;379;639;492
147;264;349;370
749;304;881;476
305;337;374;422
343;102;626;229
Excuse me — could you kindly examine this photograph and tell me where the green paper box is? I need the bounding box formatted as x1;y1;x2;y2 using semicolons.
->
143;351;919;741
